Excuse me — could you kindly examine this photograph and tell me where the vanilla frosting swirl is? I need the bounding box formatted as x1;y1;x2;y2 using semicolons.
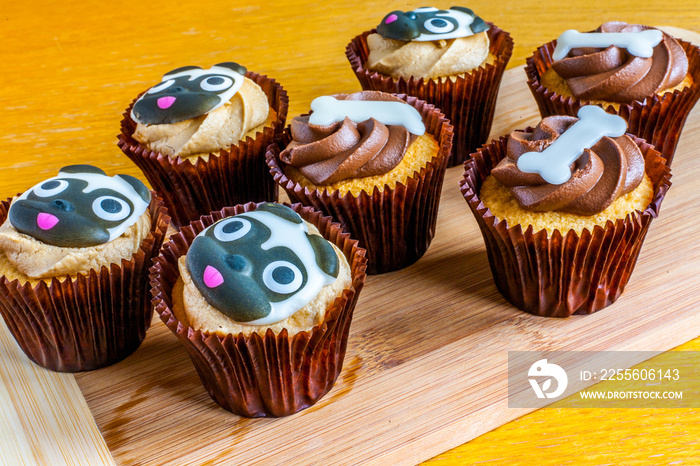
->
366;31;490;79
491;116;645;215
550;22;688;102
280;92;418;185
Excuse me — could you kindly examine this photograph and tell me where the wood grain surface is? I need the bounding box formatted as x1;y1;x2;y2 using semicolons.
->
1;1;699;464
72;61;700;465
0;317;115;466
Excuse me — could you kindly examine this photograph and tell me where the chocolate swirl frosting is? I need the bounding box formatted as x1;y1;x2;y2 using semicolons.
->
491;116;645;215
551;22;688;102
280;92;418;185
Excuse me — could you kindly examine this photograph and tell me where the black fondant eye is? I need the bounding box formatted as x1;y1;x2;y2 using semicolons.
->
200;75;233;92
147;79;175;94
33;179;69;197
213;218;251;242
92;196;130;221
263;261;303;294
424;17;455;33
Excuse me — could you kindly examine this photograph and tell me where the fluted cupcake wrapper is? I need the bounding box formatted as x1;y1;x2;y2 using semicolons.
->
151;203;367;417
346;23;513;167
460;135;671;317
267;95;453;275
525;38;700;166
0;195;169;372
118;72;289;229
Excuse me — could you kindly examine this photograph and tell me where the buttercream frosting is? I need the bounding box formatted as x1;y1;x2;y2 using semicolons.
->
0;209;150;280
280;91;419;185
366;31;490;79
491;115;645;215
550;22;688;102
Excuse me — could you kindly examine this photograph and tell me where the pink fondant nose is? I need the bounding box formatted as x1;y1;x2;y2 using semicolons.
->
37;212;59;230
203;265;224;288
157;96;176;109
385;14;398;24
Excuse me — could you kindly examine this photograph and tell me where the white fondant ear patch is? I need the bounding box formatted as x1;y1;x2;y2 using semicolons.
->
309;95;425;136
516;106;627;185
552;29;663;61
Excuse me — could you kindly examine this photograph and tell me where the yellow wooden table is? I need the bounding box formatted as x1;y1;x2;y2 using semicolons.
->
1;1;699;464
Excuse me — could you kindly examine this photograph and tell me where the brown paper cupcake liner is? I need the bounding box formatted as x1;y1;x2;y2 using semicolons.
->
459;134;672;318
118;72;289;229
0;194;170;372
267;95;453;275
151;202;367;417
525;37;700;166
346;23;513;167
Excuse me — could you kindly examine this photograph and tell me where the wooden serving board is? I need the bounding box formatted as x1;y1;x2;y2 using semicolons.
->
2;27;699;465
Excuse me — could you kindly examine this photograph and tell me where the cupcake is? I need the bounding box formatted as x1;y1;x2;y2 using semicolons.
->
118;62;288;228
526;21;700;165
346;6;513;166
151;202;367;417
266;90;453;274
0;165;169;371
460;106;671;317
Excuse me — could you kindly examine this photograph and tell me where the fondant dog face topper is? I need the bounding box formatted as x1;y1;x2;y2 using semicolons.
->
186;203;340;326
377;6;489;42
131;62;247;125
9;165;151;247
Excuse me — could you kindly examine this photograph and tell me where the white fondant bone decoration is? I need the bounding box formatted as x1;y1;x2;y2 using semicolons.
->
309;96;425;136
516;106;627;185
552;29;663;61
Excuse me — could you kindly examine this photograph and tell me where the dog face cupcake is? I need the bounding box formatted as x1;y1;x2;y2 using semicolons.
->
267;91;453;274
131;62;271;159
0;165;169;371
460;106;671;317
0;165;152;280
175;203;351;336
118;62;288;228
526;21;700;164
367;7;491;80
346;6;513;166
152;202;367;417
